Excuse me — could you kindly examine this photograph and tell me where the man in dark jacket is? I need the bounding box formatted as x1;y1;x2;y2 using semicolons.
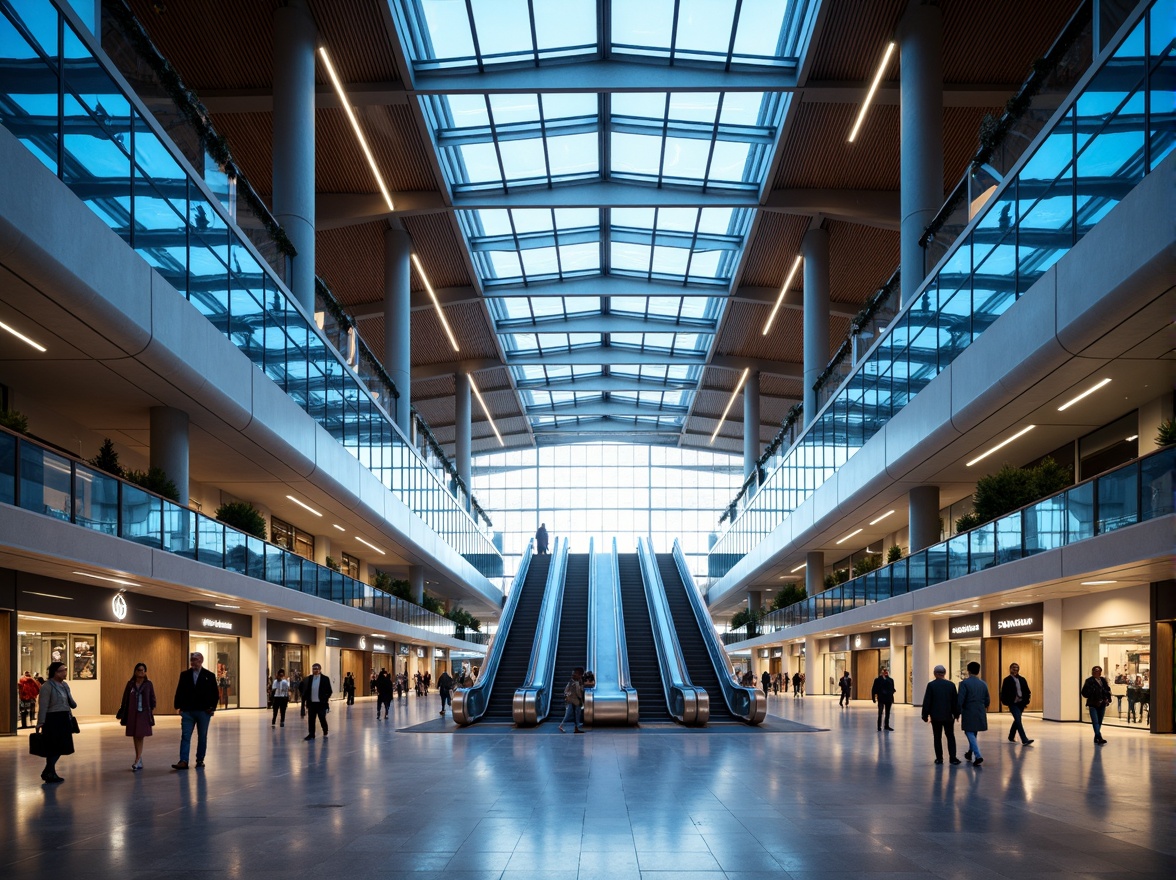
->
921;665;961;764
374;669;394;719
1081;665;1112;745
838;671;852;707
1000;662;1034;746
300;663;333;740
535;523;549;555
438;669;454;716
172;651;220;770
871;668;896;731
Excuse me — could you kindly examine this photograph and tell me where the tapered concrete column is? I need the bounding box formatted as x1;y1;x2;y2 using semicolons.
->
241;613;266;709
889;626;909;703
743;372;760;482
802;228;829;425
384;224;413;434
899;1;943;307
272;0;316;313
910;612;934;706
1042;598;1080;722
804;635;819;694
746;590;762;615
149;406;189;506
805;550;825;596
409;565;425;605
908;485;940;552
455;372;472;512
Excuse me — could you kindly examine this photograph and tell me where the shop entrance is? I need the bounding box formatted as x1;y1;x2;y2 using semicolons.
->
824;652;847;696
998;636;1043;714
190;634;239;709
270;643;309;705
852;648;891;699
1082;625;1151;729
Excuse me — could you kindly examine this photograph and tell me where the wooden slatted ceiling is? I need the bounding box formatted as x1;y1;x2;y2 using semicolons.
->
401;215;475;290
827;221;899;301
737;213;809;288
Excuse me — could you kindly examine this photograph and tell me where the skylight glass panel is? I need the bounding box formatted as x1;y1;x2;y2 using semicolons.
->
613;92;669;120
546;133;600;179
520;246;561;278
668;92;722;123
457;141;503;185
509;333;539;352
675;0;737;63
499;298;534;320
720;91;769;127
531;0;597;59
498;139;547;185
612;242;652;274
696;207;737;235
559;243;600;274
688;250;723;280
444;94;491;129
554;208;598;229
528;297;566;318
612;0;675;56
540;93;598;121
489;93;541;126
678;298;714;320
613;208;656;229
611;133;662;178
487;250;523;280
733;0;793;61
509;209;553;234
661;136;715;183
646;297;686;318
514;365;551;382
471;208;513;237
708;140;753;183
416;1;476;68
469;0;533;61
651;245;690;277
657;208;702;233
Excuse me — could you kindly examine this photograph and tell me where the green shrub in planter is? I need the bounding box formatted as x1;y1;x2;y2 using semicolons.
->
770;582;807;610
954;512;983;533
126;466;180;502
90;438;124;477
325;556;341;572
215;501;267;540
1157;417;1176;447
886;544;904;563
0;409;29;433
971;457;1071;525
852;554;882;577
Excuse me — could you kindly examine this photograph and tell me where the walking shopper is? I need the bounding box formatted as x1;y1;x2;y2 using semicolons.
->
438;669;454;716
872;668;896;730
172;651;219;770
958;661;990;766
117;662;156;771
301;663;333;740
838;671;852;707
35;661;76;783
18;670;40;729
559;667;585;733
271;669;290;727
1000;663;1034;745
1081;665;1112;745
375;669;394;719
792;671;802;697
921;665;961;765
761;670;771;697
343;672;356;705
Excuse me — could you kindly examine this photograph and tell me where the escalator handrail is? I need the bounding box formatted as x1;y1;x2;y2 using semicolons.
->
612;537;635;694
452;539;533;725
670;538;766;725
637;537;707;725
584;538;639;725
513;536;569;725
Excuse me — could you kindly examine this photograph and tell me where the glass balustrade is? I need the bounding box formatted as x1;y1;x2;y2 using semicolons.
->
0;0;501;577
710;0;1173;578
0;426;490;645
721;445;1174;644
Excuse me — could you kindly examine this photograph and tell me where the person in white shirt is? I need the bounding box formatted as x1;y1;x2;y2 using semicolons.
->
271;669;291;727
300;663;333;740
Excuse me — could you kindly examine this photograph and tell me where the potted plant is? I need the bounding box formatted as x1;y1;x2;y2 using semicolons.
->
215;501;267;540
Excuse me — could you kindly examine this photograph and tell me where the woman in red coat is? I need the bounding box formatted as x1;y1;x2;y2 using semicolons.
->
118;663;157;771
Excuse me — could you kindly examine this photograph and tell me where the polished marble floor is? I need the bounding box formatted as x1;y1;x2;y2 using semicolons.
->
2;693;1173;880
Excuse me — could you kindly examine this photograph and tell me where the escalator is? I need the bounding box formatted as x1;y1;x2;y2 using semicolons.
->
617;553;673;722
552;553;590;709
657;554;740;721
483;554;551;721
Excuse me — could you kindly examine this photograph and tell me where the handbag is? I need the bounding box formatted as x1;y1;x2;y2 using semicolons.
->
29;732;49;758
70;716;80;734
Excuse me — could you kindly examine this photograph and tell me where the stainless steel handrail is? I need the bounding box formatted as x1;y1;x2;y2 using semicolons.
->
584;538;639;725
672;539;766;724
452;539;533;725
513;537;569;726
637;537;707;725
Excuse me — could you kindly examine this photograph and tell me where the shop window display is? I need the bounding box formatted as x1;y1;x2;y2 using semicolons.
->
1082;626;1151;728
19;631;97;681
191;636;239;709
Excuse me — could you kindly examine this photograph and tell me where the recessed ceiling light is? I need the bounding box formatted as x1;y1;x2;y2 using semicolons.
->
1057;377;1111;411
0;319;47;352
791;563;806;573
413;253;460;352
24;590;73;601
469;372;503;446
72;571;140;588
286;494;322;517
214;604;240;609
332;524;346;532
869;510;895;525
762;255;803;336
848;41;897;143
1081;580;1117;585
835;528;863;545
710;367;750;445
356;536;386;555
318;46;394;212
966;425;1035;467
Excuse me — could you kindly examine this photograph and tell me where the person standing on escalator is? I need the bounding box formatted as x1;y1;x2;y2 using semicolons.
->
535;523;549;555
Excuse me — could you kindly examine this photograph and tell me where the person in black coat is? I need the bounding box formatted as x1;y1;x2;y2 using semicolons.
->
375;669;394;719
838;671;852;707
172;651;220;770
535;523;549;555
343;672;356;705
1081;665;1112;745
438;670;454;717
1000;662;1035;746
300;663;333;740
871;668;896;730
921;665;961;764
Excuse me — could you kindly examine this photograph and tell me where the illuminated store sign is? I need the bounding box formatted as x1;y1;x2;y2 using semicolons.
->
200;617;234;631
948;613;984;640
372;643;388;652
991;603;1043;636
111;593;128;621
187;606;252;638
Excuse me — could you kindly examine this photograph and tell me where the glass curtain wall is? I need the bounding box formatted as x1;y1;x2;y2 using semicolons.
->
472;442;743;582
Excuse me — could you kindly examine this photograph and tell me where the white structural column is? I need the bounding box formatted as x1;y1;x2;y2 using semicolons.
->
802;228;829;425
746;590;762;616
409;565;425;605
384;223;413;434
910;612;935;707
743;371;761;482
272;0;317;313
899;0;943;307
455;372;472;512
149;406;189;506
804;635;820;694
908;485;940;553
240;614;266;709
889;626;909;703
1042;598;1080;722
805;550;825;596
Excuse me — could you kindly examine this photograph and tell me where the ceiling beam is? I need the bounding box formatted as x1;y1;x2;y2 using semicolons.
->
199;81;408;113
411;357;502;380
732;286;860;317
506;348;708;367
530;419;683;435
451;182;760;210
496;313;716;335
525;400;689;419
707;355;803;379
518;375;696;394
762;188;900;230
316;191;448;229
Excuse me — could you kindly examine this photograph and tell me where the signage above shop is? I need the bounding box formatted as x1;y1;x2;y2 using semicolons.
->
948;613;984;640
991;603;1044;636
372;642;388;653
187;606;252;638
852;634;865;650
17;572;188;629
111;593;128;621
827;636;850;652
326;629;367;651
268;619;315;645
870;632;890;648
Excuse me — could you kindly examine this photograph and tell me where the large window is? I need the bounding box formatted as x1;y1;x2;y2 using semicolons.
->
473;442;743;582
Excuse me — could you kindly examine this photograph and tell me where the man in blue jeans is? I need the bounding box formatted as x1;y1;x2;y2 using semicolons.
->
1000;662;1035;746
172;652;219;770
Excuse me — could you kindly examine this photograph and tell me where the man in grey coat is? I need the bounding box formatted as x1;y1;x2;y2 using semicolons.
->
957;661;990;766
920;665;961;764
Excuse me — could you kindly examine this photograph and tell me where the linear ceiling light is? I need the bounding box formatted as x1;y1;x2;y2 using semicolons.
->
469;372;504;446
332;523;346;532
869;509;895;526
355;536;386;555
710;367;750;444
966;424;1036;467
762;255;803;336
848;41;897;143
412;253;460;352
1057;377;1111;411
318;46;395;212
835;527;863;545
790;563;807;573
0;319;47;352
285;494;322;517
72;571;140;588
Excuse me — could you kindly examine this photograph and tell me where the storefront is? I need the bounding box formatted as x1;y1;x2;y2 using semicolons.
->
823;636;849;696
267;619;316;704
188;607;251;710
948;613;983;685
850;632;891;700
987;604;1044;715
1082;624;1151;728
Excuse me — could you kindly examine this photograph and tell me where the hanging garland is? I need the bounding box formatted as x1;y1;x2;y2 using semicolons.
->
106;0;297;258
